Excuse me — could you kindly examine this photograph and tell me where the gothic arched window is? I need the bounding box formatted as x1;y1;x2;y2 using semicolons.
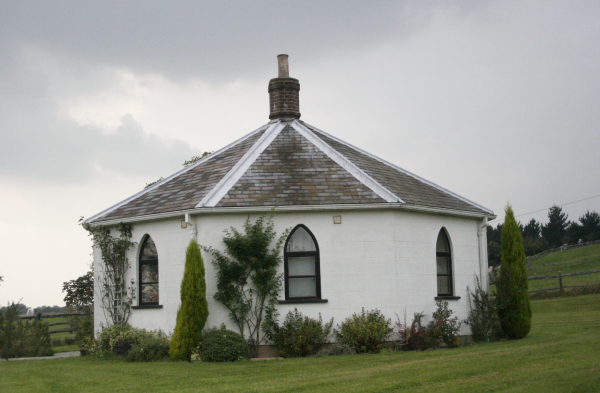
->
139;236;159;305
436;229;453;296
284;225;321;300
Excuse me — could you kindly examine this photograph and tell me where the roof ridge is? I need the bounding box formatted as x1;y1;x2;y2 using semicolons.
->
197;120;286;208
300;120;494;215
85;123;271;224
291;120;402;204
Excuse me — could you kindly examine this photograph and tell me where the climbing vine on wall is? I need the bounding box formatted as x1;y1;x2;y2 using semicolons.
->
83;222;136;326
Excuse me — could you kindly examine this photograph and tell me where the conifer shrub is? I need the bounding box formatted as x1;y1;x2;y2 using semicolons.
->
496;205;532;339
335;308;393;353
263;308;333;357
198;325;249;362
170;239;209;360
24;320;54;357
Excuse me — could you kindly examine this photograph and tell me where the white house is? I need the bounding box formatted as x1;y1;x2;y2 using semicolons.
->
86;55;495;347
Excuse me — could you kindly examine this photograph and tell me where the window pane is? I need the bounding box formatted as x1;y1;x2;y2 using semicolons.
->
141;237;158;259
286;227;316;252
437;256;450;274
142;284;159;303
289;277;317;297
437;276;450;295
436;231;450;253
142;263;158;283
288;256;316;276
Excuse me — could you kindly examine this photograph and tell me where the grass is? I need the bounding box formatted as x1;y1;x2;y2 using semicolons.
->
527;244;600;294
1;295;599;392
51;345;79;353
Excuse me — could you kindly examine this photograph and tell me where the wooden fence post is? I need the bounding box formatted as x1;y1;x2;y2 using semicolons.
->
558;271;564;294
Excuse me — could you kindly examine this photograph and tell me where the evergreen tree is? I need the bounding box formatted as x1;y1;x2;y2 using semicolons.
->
579;211;600;241
487;224;503;268
497;205;531;339
522;219;541;239
541;205;569;247
169;239;209;360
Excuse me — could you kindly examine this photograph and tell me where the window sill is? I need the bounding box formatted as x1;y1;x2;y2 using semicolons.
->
132;304;163;309
435;296;461;301
278;299;328;304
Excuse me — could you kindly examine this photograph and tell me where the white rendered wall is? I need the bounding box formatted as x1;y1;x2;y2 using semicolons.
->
93;209;484;337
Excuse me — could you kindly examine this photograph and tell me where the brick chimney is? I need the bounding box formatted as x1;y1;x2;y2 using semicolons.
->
268;54;300;120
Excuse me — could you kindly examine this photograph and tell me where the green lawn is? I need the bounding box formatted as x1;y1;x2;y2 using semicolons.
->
527;244;600;292
2;295;599;392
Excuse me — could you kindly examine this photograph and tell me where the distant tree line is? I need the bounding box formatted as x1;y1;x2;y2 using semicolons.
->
0;304;67;315
487;206;600;267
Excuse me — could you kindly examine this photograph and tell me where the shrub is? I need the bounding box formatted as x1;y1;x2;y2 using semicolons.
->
170;239;209;360
0;303;24;359
91;323;167;358
263;308;333;358
464;278;503;342
68;312;94;347
199;325;249;362
126;334;170;362
312;343;356;357
425;301;461;349
497;205;532;339
24;320;54;357
0;303;53;359
335;308;393;353
396;312;428;351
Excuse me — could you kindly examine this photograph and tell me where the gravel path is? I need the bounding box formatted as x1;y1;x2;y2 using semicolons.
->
0;351;80;362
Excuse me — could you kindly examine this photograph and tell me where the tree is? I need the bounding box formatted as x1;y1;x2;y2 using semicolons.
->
578;211;600;241
496;205;532;339
204;215;288;356
62;266;94;345
169;239;209;360
62;268;94;312
541;205;569;248
487;224;503;268
522;218;541;239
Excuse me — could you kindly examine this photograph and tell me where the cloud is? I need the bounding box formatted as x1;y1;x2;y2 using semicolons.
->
0;1;476;82
0;49;201;184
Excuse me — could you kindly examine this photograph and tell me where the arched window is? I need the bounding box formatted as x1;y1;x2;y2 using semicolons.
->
436;229;453;296
139;236;159;305
284;225;321;300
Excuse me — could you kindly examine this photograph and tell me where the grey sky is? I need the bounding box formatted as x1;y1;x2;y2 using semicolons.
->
1;1;599;307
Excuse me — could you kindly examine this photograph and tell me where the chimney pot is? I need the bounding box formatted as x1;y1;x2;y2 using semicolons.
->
277;54;289;78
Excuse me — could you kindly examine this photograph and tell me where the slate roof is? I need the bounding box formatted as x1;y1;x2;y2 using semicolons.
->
87;119;492;224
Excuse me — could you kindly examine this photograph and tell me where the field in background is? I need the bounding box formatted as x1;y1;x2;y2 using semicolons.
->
2;294;599;392
526;244;600;296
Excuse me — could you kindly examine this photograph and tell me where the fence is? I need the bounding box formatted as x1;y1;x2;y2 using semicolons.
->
19;312;90;335
528;269;600;294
